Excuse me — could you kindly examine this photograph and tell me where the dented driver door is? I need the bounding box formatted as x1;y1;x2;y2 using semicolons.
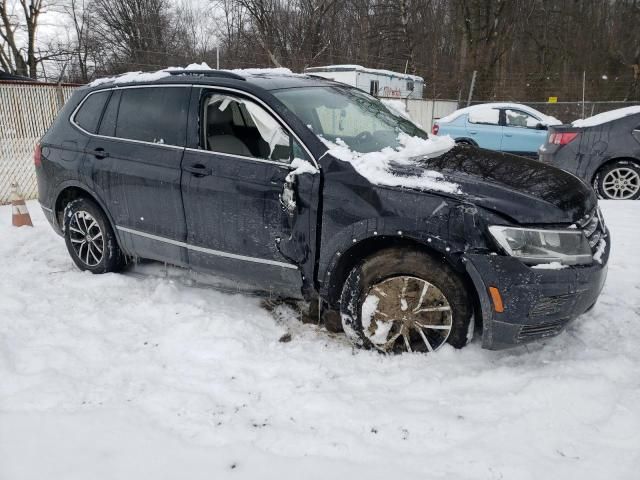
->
180;87;320;297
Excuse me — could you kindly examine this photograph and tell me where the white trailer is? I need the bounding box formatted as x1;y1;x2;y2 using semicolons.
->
304;65;424;99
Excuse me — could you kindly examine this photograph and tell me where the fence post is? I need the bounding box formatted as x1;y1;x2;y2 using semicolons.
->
466;70;477;107
582;71;586;119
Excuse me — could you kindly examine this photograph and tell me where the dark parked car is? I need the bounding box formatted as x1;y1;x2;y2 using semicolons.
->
36;69;610;353
539;107;640;200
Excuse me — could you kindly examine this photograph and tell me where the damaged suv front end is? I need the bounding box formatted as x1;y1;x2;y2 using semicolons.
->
465;207;609;349
422;148;610;349
271;81;610;351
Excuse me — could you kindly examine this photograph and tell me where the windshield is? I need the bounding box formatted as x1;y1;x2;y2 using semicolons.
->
273;86;427;153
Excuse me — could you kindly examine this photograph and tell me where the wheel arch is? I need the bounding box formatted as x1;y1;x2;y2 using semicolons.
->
455;138;478;146
53;183;119;242
322;234;482;332
591;156;640;184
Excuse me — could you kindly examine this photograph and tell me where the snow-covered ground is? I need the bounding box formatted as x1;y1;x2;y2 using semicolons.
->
1;201;639;479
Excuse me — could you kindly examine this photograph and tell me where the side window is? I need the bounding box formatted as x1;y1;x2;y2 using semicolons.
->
115;87;189;146
74;91;110;133
97;90;121;137
505;109;540;129
468;107;500;125
203;93;307;163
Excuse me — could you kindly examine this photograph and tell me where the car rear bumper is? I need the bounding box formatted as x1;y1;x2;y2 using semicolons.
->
464;238;610;350
39;202;61;235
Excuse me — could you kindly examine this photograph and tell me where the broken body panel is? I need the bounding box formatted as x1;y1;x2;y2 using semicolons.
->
36;73;610;350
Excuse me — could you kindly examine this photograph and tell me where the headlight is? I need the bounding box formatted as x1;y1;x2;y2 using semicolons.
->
488;226;593;265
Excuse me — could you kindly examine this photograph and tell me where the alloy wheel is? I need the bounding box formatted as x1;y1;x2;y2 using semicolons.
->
361;276;453;353
68;210;104;267
602;167;640;199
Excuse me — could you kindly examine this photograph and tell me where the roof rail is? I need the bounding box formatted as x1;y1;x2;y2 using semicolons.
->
168;70;245;81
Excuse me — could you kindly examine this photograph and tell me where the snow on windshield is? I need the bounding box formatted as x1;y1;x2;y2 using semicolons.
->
572;106;640;128
323;133;460;194
380;99;414;122
438;103;562;126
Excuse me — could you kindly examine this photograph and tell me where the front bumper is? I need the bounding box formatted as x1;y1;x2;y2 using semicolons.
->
465;238;610;350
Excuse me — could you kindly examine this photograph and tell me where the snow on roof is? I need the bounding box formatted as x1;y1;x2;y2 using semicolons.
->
230;67;301;77
438;102;562;126
305;65;423;82
89;63;302;87
572;106;640;128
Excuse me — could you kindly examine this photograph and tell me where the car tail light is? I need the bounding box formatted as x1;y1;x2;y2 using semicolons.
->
34;143;42;167
432;123;439;135
549;132;577;145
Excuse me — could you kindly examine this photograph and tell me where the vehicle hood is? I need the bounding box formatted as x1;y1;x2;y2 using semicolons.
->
405;146;596;224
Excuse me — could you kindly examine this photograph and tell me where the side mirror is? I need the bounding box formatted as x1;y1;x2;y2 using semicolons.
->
536;123;547;130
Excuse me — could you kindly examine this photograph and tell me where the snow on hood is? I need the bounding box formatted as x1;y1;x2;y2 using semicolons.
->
89;63;302;87
323;134;460;194
438;103;562;126
572;106;640;128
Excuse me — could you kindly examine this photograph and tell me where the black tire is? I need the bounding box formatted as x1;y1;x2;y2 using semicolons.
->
455;139;475;146
594;160;640;200
339;248;472;353
63;197;126;273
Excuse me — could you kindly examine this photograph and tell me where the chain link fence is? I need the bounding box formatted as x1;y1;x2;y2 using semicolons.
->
0;82;77;204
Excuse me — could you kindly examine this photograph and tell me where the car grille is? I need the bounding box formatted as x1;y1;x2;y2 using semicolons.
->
575;208;606;250
518;318;570;341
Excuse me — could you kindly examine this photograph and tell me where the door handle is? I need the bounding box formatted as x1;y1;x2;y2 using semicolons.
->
468;130;477;134
504;133;513;137
184;164;212;177
93;148;109;159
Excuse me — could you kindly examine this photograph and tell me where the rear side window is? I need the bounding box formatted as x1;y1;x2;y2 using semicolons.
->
74;91;110;133
98;91;121;137
115;87;189;146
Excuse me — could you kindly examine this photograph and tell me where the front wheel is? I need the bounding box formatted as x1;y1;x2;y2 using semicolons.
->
595;160;640;200
63;197;126;273
340;248;473;354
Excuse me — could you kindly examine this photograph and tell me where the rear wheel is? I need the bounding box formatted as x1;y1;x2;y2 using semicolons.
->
63;198;126;273
339;248;472;354
595;160;640;200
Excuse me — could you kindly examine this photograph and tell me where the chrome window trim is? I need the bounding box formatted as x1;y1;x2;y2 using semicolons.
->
69;83;319;169
116;225;298;270
70;84;191;151
183;147;293;169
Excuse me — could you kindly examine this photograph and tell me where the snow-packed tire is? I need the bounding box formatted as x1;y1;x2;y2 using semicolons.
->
594;160;640;200
63;197;126;274
339;248;472;354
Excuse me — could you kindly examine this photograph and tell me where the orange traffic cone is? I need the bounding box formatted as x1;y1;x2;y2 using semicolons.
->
9;183;33;227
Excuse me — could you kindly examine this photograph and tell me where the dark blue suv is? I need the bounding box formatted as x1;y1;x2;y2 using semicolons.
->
35;69;610;353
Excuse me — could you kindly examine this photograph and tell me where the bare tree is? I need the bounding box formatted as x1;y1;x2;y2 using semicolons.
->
0;0;50;78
